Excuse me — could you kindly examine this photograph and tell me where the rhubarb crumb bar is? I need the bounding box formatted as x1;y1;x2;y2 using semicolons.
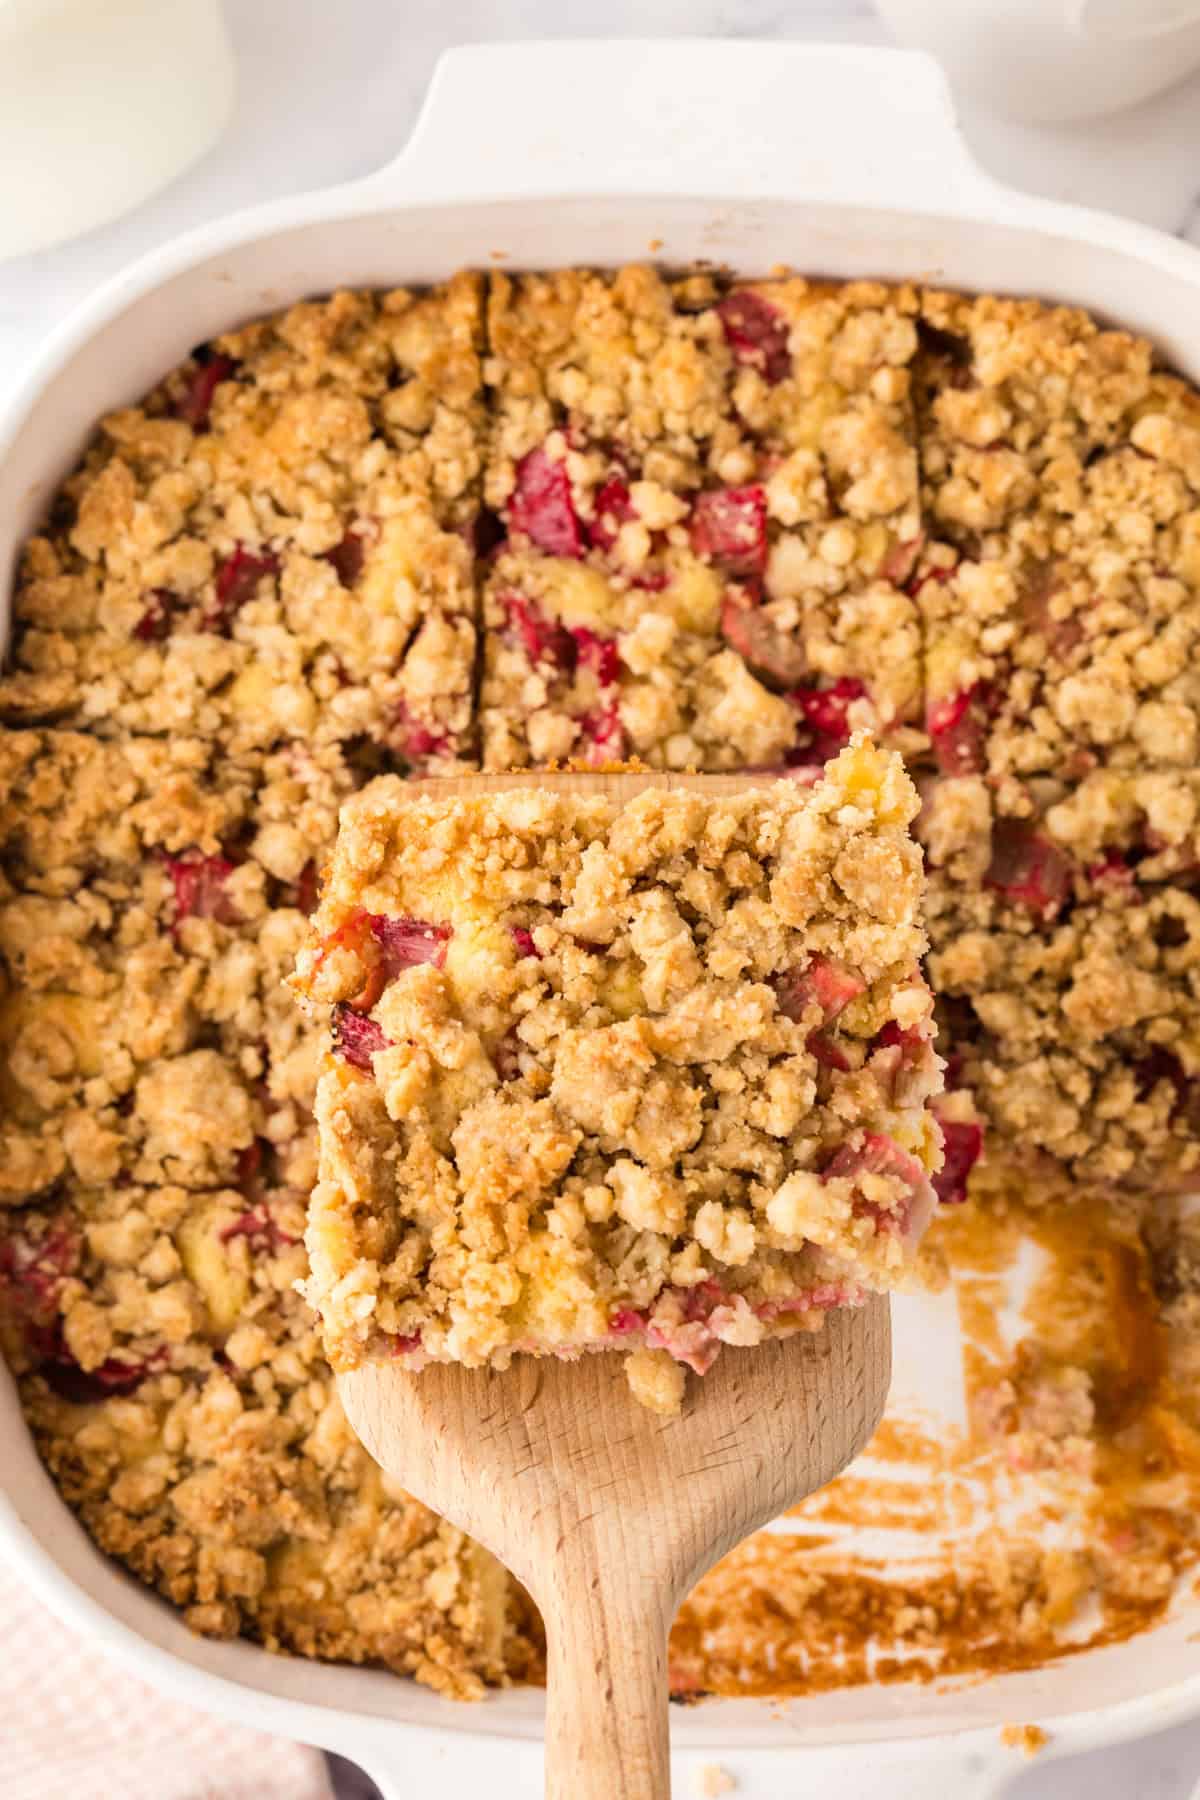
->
0;281;486;773
916;293;1200;809
921;775;1200;1190
294;741;943;1409
0;1181;521;1696
0;726;358;1201
479;268;925;774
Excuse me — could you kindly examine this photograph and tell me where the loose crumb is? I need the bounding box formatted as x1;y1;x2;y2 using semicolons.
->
625;1349;687;1416
696;1763;737;1796
1001;1723;1049;1757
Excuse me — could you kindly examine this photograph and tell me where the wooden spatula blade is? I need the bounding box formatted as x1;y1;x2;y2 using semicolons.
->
339;1299;889;1800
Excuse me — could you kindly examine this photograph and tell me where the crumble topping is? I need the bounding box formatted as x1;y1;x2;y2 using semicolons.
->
0;281;485;773
481;270;926;773
919;774;1200;1187
915;292;1200;847
0;728;360;1198
1;265;1199;1701
293;745;941;1395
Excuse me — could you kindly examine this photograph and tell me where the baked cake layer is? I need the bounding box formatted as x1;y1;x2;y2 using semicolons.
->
294;744;942;1404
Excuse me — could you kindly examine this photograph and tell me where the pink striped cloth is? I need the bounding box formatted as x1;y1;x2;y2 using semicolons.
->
0;1561;334;1800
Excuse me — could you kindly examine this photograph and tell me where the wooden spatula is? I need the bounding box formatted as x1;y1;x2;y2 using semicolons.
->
334;770;894;1800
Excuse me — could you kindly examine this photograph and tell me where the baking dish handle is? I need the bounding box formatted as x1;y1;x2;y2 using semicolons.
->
360;39;997;213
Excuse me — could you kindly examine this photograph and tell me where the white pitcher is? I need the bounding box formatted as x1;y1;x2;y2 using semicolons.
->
876;0;1200;121
0;0;234;260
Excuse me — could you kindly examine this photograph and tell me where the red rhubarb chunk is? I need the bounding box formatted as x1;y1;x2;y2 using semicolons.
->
0;1222;79;1318
682;1279;726;1324
220;1206;299;1252
589;476;636;553
790;677;867;760
501;594;577;671
927;683;989;776
807;1030;851;1072
166;853;239;926
777;760;824;786
391;1332;423;1355
720;591;808;687
880;532;925;588
90;1350;168;1394
324;529;367;589
1134;1050;1200;1133
873;1020;924;1054
1020;563;1084;657
691;486;768;576
931;1115;983;1206
570;625;620;686
175;354;236;430
1087;853;1135;895
368;913;451;977
716;291;791;384
775;954;866;1025
235;1139;263;1193
208;544;279;632
509;926;541;960
870;1019;930;1101
1135;1048;1185;1102
333;1004;391;1071
45;1345;168;1403
984;821;1072;916
577;700;626;764
908;563;955;599
756;1282;859;1322
390;700;452;766
493;1029;524;1083
508;447;585;558
825;1132;926;1188
825;1132;927;1237
609;1307;647;1336
296;860;321;916
134;589;181;641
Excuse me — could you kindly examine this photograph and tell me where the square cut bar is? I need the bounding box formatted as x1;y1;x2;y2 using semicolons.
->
0;281;486;773
294;740;944;1410
0;727;353;1202
479;267;925;775
915;293;1200;847
0;1180;516;1695
919;773;1200;1194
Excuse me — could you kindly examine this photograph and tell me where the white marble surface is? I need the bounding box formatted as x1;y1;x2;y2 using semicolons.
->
2;3;1200;1796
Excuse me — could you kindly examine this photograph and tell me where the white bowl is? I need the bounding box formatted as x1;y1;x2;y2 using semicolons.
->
3;41;1200;1798
0;0;234;260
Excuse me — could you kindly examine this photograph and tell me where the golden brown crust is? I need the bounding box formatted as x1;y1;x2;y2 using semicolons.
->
0;283;485;771
919;774;1200;1187
481;270;925;772
916;292;1200;814
1;266;1198;1699
0;284;518;1698
293;746;940;1385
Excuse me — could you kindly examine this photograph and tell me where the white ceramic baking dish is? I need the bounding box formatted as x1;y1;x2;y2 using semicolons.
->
3;40;1200;1799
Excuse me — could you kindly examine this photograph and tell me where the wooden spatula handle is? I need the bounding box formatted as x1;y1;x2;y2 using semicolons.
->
542;1554;672;1800
338;1302;891;1800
